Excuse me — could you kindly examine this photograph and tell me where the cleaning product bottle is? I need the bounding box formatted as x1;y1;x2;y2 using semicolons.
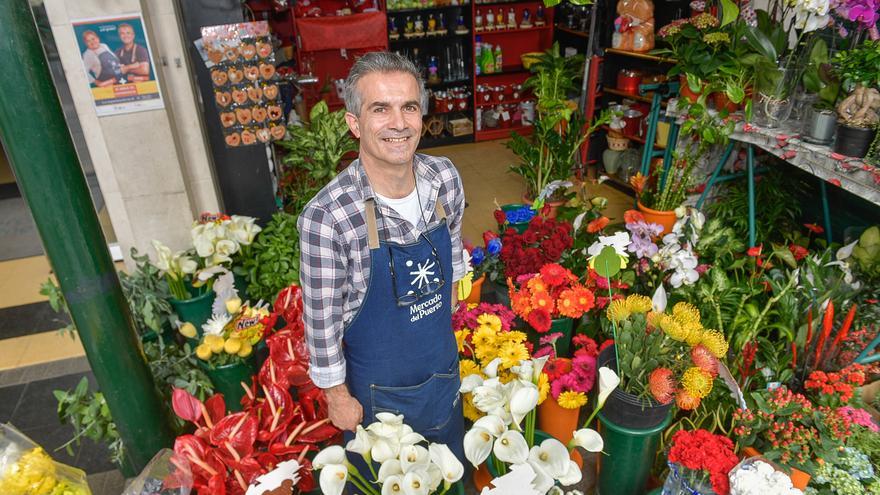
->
474;37;482;75
482;42;495;73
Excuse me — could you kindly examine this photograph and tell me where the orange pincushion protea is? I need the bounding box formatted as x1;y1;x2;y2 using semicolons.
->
691;344;719;377
676;389;702;410
648;367;676;404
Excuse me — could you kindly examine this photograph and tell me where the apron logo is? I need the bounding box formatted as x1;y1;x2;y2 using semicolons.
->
409;292;443;323
406;258;439;290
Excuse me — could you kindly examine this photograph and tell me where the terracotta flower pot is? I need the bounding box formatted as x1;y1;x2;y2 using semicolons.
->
466;274;487;304
522;192;566;219
637;201;677;236
537;394;584;468
712;92;740;113
741;446;811;491
679;75;702;103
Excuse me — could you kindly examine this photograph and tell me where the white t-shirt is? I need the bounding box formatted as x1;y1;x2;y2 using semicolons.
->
375;183;425;231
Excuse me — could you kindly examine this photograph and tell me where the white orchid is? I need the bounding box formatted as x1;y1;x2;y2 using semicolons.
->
464;426;494;467
493;430;529;464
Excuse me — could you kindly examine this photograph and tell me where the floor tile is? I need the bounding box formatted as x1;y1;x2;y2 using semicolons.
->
0;256;53;308
0;300;70;339
0;382;26;423
8;371;92;430
19;422;81;467
0;334;31;370
15;330;85;367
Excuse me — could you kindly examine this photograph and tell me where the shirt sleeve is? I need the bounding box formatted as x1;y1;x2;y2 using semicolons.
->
446;164;467;282
298;203;348;388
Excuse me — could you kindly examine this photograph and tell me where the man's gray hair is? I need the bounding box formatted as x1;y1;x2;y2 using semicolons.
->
343;52;426;116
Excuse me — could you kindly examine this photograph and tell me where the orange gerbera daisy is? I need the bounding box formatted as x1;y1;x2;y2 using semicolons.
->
527;276;549;293
531;290;556;314
624;209;645;224
587;216;610;233
511;292;532;316
572;286;596;312
557;289;582;318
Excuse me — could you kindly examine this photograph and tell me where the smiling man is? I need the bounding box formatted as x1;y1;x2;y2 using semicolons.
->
297;52;467;477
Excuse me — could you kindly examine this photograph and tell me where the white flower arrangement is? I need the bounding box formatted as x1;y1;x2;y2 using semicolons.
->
729;458;804;495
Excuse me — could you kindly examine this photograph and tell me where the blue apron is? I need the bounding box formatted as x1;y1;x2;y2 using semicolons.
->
342;197;464;491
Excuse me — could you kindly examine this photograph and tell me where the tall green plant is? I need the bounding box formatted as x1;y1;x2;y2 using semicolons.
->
278;101;358;214
241;211;301;302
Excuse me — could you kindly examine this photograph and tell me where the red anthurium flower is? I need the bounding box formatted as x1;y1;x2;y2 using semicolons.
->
587;216;610;233
746;244;763;257
789;244;808;261
804;223;824;234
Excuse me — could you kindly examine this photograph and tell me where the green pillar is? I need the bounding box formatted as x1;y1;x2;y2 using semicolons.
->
0;1;174;472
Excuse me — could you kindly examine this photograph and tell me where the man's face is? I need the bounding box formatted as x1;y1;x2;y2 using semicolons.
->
119;27;135;45
345;71;423;168
84;33;100;50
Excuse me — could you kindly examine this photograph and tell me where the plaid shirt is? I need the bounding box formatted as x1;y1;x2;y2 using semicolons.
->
298;154;466;388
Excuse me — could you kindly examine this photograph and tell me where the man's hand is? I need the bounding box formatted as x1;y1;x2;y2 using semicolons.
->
324;383;363;431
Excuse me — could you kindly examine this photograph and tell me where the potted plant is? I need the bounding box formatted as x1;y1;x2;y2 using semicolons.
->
239;211;300;303
508;263;597;355
276;100;358;215
831;40;880;157
801;38;841;145
507;43;609;214
465;231;505;303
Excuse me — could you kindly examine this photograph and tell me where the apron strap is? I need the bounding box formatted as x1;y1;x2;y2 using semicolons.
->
364;198;380;250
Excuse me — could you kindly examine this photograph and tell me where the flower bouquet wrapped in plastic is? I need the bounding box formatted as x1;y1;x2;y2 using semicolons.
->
728;456;803;495
0;424;92;495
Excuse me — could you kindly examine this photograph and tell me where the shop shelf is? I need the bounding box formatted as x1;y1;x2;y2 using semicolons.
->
603;87;668;107
388;3;472;14
389;31;472;44
601;173;636;195
600;124;666;149
475;96;528;108
474;25;551;35
554;25;589;38
603;47;675;64
475;0;547;6
427;106;472;115
418;133;474;148
476;65;530;77
426;77;473;90
475;123;532;141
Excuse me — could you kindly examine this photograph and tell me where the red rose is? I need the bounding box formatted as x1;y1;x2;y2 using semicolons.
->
494;209;506;224
483;231;499;246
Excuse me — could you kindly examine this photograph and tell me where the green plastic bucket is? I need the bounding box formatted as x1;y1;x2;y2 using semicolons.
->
596;411;672;495
169;289;215;336
203;356;257;413
500;204;532;234
527;317;574;356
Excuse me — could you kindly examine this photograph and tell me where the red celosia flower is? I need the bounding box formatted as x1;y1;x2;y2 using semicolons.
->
747;244;763;257
539;263;569;286
587;216;610;233
789;244;808;261
676;390;701;410
804;223;824;234
691;345;719;377
528;308;552;333
648;368;676;404
623;209;645;224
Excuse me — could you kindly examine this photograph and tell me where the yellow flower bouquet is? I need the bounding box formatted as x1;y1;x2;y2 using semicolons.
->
194;299;274;367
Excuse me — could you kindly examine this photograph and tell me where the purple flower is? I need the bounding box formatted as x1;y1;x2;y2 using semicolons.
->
626;221;663;258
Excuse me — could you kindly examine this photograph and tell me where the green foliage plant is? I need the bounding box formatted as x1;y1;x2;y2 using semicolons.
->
241;211;301;302
54;377;125;467
832;40;880;94
277;101;358;214
802;38;842;111
119;248;175;338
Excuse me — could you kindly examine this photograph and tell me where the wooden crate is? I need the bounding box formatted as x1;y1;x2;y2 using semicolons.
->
447;117;474;137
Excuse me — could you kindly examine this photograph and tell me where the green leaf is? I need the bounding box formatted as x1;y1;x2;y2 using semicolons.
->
719;0;739;27
743;26;778;63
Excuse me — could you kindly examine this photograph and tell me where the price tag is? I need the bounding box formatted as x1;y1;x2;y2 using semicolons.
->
501;111;510;121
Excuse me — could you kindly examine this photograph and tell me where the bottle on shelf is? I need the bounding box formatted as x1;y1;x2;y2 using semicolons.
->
507;8;517;29
535;5;546;26
480;42;495;74
438;13;448;35
427;14;437;35
474;36;482;75
475;9;484;32
427;55;441;85
404;16;414;38
494;44;503;71
454;14;468;34
389;17;400;40
486;9;495;31
520;8;532;28
414;15;425;37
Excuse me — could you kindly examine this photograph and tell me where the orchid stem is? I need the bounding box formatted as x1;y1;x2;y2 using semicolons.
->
603;260;621;381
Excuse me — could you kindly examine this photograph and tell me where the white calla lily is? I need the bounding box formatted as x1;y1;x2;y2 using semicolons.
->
377;459;403;483
382;474;405;495
493;430;529;464
510;385;539;426
428;443;464;484
557;460;583;486
399;444;429;473
473;414;507;438
372;437;400;464
463;426;493;467
528;438;570;478
376;412;405;426
313;445;346;469
318;463;347;495
402;471;429;495
346;425;373;458
531;355;550;382
472;379;509;415
652;284;667;313
597;367;620;408
572;428;604;453
460;374;484;394
483;357;503;378
400;431;426;446
524;461;555;494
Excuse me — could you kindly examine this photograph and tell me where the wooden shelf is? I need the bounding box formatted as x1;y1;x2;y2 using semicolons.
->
600;124;666;149
603;47;675;64
476;96;529;108
426;77;472;89
388;3;472;14
419;133;473;148
474;25;551;35
390;31;471;44
428;107;472;115
476;65;529;77
603;87;667;107
601;173;636;195
475;123;532;141
555;25;589;38
475;0;546;6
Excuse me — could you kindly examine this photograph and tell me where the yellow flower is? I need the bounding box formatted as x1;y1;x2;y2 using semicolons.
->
498;341;529;369
503;330;528;344
459;359;482;378
681;366;714;398
195;343;213;360
625;294;653;314
455;329;471;353
463;394;482;421
685;325;705;346
238;341;253;358
205;335;225;353
606;299;630;322
699;329;729;358
557;391;588;409
477;314;502;333
224;337;242;355
527;276;548;293
537;373;550;405
658;314;689;342
474;343;497;363
672;302;702;328
471;325;496;349
498;369;517;383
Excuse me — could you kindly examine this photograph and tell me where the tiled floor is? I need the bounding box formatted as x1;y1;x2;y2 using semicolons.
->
0;140;629;494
